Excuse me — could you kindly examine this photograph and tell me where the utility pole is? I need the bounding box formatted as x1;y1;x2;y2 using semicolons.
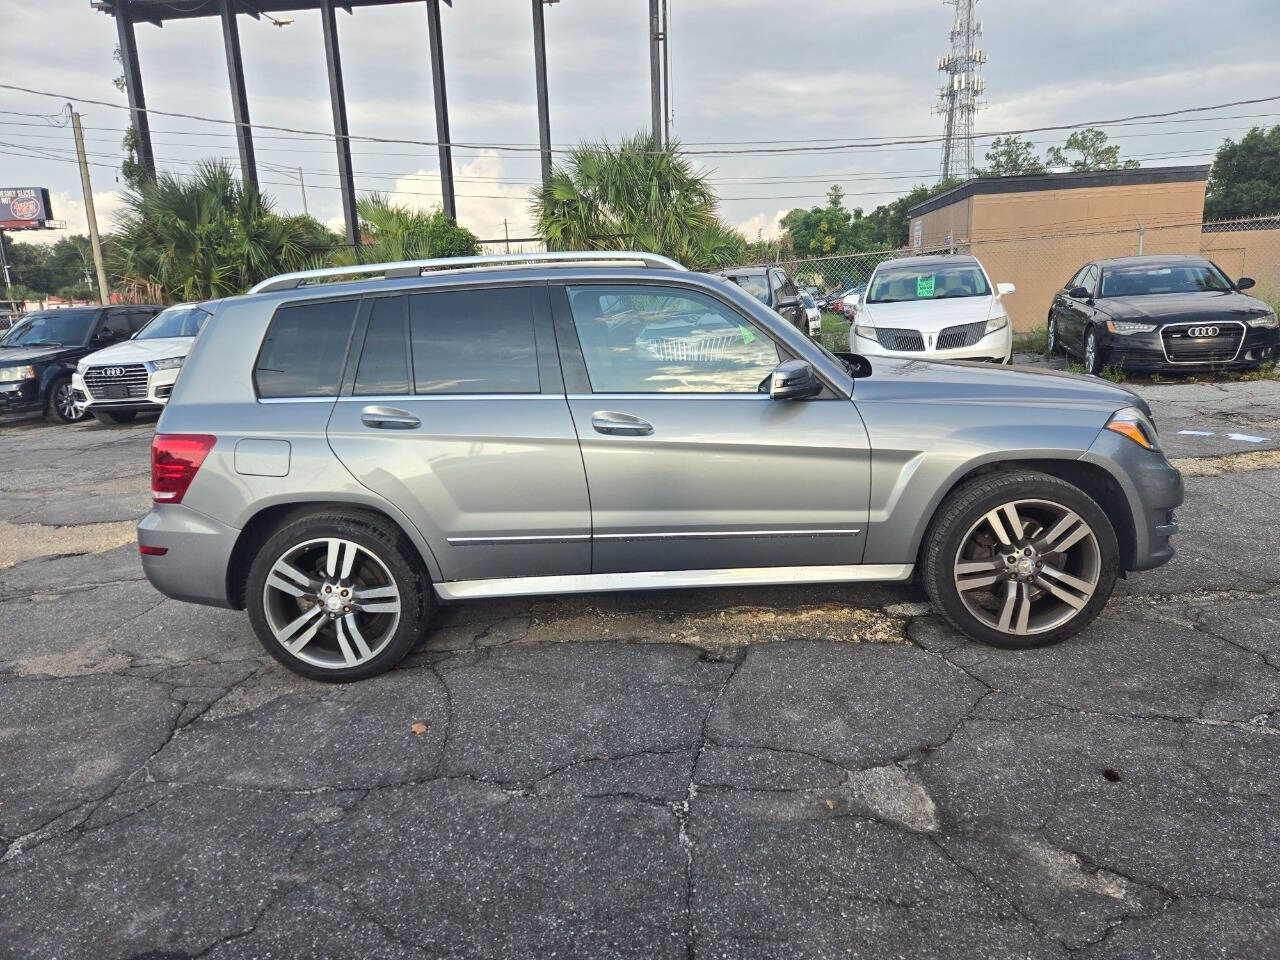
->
503;219;511;253
648;0;662;146
531;0;553;188
661;0;671;145
70;107;111;306
298;166;309;215
0;229;13;300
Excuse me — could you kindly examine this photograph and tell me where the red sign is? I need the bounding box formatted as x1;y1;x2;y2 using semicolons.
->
0;187;54;230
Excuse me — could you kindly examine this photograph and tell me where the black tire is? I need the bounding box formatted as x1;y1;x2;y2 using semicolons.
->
245;511;430;682
1083;326;1105;375
921;471;1119;650
91;409;138;424
44;377;87;424
1046;314;1060;356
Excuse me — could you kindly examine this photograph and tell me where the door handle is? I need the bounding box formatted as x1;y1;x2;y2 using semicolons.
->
591;411;653;436
361;405;420;430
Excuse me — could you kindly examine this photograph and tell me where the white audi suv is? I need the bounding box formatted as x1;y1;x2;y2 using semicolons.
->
73;303;210;423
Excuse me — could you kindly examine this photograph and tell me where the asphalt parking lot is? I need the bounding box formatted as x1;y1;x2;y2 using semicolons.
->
1;374;1278;960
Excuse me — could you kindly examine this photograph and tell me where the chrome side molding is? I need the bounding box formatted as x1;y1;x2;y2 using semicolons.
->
433;563;914;600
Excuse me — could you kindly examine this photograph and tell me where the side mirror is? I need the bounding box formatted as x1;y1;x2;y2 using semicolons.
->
768;359;822;400
996;282;1016;297
1068;286;1091;300
776;294;800;310
1237;277;1256;290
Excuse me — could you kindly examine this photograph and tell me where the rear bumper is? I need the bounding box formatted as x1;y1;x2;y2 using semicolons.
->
137;504;239;608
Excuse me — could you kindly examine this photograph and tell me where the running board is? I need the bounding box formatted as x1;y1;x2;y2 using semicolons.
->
433;563;915;601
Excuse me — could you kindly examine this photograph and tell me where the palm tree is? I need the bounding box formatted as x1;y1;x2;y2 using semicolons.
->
111;160;326;302
332;195;480;266
531;132;746;270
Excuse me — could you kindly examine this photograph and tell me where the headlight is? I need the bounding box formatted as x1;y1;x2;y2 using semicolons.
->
853;324;878;342
76;360;89;375
0;364;35;381
152;356;185;371
1105;407;1160;451
984;315;1008;335
1247;311;1278;329
1106;320;1157;335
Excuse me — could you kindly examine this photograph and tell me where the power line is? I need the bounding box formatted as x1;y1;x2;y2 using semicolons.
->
2;80;1278;156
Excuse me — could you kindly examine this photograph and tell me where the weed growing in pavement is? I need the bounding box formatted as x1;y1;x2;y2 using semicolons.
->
1017;326;1049;356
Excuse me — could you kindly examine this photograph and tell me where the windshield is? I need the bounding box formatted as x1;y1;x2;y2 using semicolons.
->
801;292;816;309
1;309;98;347
136;304;210;340
867;263;990;304
726;274;770;305
1099;263;1233;297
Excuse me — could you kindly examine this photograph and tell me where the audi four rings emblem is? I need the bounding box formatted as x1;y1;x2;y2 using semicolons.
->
102;366;126;377
1185;326;1220;338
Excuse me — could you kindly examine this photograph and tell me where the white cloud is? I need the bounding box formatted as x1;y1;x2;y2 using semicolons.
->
384;150;534;243
15;190;127;247
735;208;788;242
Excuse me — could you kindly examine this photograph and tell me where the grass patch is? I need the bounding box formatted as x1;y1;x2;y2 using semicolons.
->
819;310;850;353
1016;326;1049;356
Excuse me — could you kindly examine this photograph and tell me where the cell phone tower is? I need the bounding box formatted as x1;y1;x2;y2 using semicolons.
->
934;0;987;181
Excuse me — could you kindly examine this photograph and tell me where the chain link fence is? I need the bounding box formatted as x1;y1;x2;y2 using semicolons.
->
760;216;1280;350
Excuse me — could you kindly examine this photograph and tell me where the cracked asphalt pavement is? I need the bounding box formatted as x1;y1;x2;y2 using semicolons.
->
1;376;1278;960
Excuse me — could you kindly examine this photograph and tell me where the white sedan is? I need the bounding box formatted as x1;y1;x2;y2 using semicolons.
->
849;255;1014;363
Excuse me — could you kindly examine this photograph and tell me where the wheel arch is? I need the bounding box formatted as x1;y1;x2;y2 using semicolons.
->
225;500;440;610
911;457;1137;573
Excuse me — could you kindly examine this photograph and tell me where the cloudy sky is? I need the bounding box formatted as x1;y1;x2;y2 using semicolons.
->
4;0;1280;247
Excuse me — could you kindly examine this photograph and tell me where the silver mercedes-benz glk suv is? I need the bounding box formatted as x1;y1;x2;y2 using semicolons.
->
139;252;1183;681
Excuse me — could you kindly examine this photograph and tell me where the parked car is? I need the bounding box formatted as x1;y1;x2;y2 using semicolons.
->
714;265;808;333
1047;255;1279;374
843;283;867;319
850;255;1014;363
72;303;211;424
139;251;1181;681
800;291;822;337
0;304;161;423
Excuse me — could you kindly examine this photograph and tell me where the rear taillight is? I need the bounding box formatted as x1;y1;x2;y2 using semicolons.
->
152;434;216;504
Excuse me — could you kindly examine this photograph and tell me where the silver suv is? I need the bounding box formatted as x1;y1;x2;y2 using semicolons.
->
139;252;1183;681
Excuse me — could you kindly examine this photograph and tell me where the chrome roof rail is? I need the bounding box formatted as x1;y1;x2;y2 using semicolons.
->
247;250;688;294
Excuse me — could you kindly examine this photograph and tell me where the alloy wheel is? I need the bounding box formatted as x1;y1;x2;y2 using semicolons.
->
1046;317;1056;354
55;382;83;421
1084;330;1097;372
952;498;1101;636
262;537;402;669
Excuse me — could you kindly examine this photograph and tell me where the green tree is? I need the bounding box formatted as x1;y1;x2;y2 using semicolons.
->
975;135;1046;176
334;195;480;265
112;46;145;190
532;132;742;269
1205;125;1280;220
779;185;877;257
111;160;323;302
863;178;962;248
1045;128;1138;173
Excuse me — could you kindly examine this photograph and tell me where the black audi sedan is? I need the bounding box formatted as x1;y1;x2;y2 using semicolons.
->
0;304;160;423
1047;255;1278;374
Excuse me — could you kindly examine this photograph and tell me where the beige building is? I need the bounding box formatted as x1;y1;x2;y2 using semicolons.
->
908;166;1211;332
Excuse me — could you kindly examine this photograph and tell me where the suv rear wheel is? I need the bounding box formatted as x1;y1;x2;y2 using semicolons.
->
246;512;429;681
921;472;1118;648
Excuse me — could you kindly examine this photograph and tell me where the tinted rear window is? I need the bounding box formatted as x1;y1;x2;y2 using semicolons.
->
255;299;357;398
409;287;538;394
354;297;410;396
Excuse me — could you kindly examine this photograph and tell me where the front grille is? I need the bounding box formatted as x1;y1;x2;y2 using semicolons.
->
84;363;149;400
935;320;988;351
1161;322;1245;363
876;327;925;351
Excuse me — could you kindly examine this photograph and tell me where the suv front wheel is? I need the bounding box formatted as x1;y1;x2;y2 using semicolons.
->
246;512;429;681
921;472;1119;648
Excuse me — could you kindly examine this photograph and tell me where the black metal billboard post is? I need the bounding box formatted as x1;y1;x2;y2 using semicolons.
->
425;0;456;221
319;0;359;245
531;0;552;188
112;1;155;182
219;0;258;189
